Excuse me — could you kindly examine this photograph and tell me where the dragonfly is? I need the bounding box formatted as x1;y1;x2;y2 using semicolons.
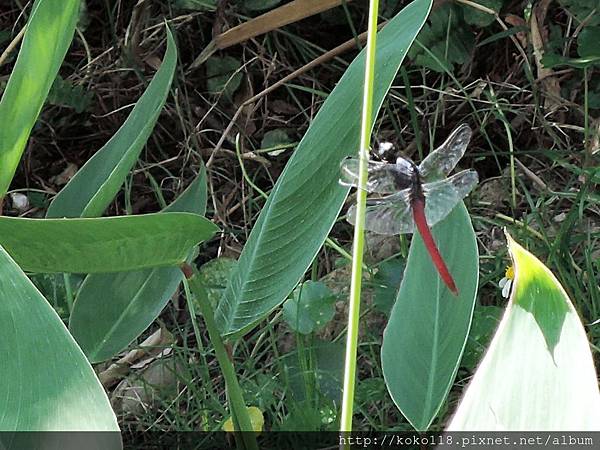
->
339;123;478;296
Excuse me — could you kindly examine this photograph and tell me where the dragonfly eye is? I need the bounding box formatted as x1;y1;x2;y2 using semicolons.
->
395;156;414;169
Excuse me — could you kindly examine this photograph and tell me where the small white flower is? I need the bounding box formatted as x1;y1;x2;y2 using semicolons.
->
499;265;514;298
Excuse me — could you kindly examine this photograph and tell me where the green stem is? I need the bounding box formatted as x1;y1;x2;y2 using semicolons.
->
583;66;590;169
340;0;380;433
182;278;215;430
184;266;258;450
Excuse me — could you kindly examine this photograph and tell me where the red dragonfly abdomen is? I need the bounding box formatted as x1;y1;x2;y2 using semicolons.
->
411;197;459;296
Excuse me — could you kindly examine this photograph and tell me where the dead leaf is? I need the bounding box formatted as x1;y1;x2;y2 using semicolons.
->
586;117;600;156
111;357;181;417
530;1;562;111
50;162;78;186
191;0;350;67
99;327;175;388
504;14;527;49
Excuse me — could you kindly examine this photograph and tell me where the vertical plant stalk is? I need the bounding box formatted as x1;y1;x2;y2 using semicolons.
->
340;0;380;433
183;265;258;450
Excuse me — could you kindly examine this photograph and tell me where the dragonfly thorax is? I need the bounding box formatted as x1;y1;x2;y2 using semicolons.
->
392;156;419;191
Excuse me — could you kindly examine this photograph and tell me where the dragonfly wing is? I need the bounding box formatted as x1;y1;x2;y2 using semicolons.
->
422;169;478;226
339;158;411;194
418;124;473;182
346;189;415;235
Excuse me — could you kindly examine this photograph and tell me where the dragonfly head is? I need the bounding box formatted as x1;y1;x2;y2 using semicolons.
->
395;156;418;174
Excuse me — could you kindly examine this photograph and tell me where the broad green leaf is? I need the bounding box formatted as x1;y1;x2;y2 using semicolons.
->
0;245;120;436
46;27;178;218
0;0;80;199
381;203;478;431
283;281;336;334
215;0;433;338
578;26;600;59
448;233;600;430
0;212;217;273
69;172;208;363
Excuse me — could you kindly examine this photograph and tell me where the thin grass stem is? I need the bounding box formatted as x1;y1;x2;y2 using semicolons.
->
340;0;380;434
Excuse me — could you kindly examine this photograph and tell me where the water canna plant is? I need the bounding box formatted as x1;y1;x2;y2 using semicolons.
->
0;1;216;443
448;232;600;430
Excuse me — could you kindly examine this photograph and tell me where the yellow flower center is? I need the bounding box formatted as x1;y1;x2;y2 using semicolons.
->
505;265;514;280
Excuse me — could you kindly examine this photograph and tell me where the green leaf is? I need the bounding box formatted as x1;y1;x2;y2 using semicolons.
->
283;281;336;334
223;406;264;432
0;245;120;434
172;0;216;11
578;26;600;59
215;0;433;338
71;268;183;362
461;0;502;27
0;212;218;273
0;30;11;47
193;257;238;310
206;56;242;99
0;0;81;200
373;257;405;316
47;75;93;113
261;129;294;156
409;3;474;72
283;339;345;404
69;171;209;363
163;167;208;215
381;203;478;431
477;26;528;47
46;27;177;218
558;0;600;27
460;304;502;371
243;0;281;11
448;233;600;430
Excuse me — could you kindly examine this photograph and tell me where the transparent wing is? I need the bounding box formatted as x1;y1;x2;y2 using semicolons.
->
422;169;479;226
418;123;473;182
346;189;415;235
339;157;413;194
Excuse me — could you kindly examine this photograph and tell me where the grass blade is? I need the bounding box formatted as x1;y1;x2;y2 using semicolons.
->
0;0;80;200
